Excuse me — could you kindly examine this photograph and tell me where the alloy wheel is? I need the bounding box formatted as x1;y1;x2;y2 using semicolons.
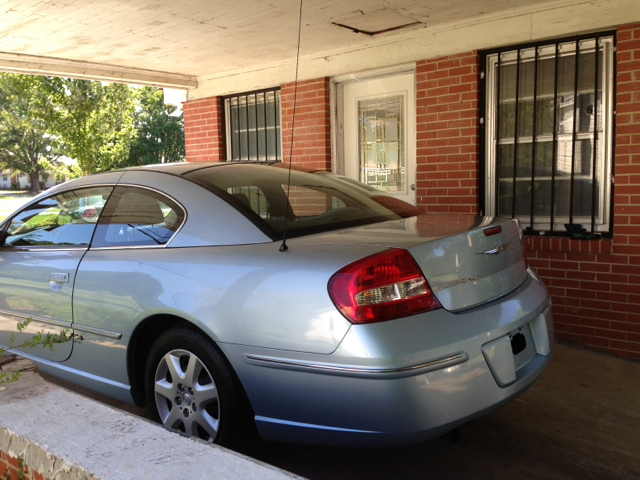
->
154;349;220;442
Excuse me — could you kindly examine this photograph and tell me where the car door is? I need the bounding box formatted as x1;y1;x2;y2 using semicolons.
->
0;186;113;362
69;184;186;384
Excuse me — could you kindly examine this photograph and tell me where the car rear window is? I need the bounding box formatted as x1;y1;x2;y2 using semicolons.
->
185;164;424;239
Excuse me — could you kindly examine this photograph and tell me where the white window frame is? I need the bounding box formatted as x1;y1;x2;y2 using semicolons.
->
484;36;615;233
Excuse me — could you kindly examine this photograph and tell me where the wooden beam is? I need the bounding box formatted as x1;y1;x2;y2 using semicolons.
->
0;52;197;89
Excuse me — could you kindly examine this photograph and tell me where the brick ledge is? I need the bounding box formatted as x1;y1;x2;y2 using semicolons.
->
525;236;612;254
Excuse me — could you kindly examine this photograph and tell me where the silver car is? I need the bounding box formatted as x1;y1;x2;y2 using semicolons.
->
0;162;553;448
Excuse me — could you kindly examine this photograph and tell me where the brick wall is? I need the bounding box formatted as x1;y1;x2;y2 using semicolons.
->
183;78;330;167
415;213;478;237
183;96;224;162
281;78;331;171
1;451;48;480
415;52;480;214
524;22;640;360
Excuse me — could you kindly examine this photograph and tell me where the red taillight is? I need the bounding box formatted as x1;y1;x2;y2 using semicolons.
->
82;207;97;219
328;248;441;324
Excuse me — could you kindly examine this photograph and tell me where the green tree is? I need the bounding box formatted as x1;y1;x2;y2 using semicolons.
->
0;73;60;193
0;74;185;178
41;78;137;174
126;87;185;166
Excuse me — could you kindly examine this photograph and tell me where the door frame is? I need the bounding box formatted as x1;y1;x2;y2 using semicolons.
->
331;63;416;180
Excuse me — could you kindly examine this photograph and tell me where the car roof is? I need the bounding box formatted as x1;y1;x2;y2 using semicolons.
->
108;161;282;177
100;161;330;180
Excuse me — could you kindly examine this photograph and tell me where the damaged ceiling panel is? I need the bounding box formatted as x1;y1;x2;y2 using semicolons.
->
332;8;420;35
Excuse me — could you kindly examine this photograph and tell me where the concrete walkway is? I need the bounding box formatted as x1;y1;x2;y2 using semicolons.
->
0;356;301;480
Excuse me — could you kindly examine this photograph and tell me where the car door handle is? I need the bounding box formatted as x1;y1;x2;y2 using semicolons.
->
49;273;69;283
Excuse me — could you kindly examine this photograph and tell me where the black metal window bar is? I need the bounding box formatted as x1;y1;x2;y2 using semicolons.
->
225;88;282;162
484;34;614;235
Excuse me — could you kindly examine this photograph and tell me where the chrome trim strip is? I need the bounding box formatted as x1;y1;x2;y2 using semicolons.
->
72;323;122;339
0;308;71;328
254;415;380;433
245;352;466;376
0;247;87;253
90;245;166;251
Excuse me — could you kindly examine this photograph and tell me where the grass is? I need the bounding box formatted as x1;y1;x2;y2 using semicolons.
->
0;192;35;200
0;190;37;222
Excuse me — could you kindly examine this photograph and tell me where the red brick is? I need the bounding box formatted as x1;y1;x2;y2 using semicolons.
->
581;300;611;311
183;95;224;162
596;291;629;302
618;39;640;52
280;78;331;170
566;271;596;281
562;298;588;309
566;288;596;299
416;51;480;214
612;302;640;314
580;318;610;329
565;252;596;263
610;340;640;352
565;324;596;336
6;456;23;471
579;281;611;291
579;263;611;273
549;278;580;288
612;264;639;274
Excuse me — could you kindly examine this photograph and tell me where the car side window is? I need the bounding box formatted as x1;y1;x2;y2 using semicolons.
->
1;187;113;248
91;187;185;248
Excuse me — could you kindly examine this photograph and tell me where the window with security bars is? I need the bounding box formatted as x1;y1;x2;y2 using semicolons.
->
483;34;614;235
224;88;282;162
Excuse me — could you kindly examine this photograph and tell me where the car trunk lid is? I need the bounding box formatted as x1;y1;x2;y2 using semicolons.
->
407;217;526;311
292;214;527;312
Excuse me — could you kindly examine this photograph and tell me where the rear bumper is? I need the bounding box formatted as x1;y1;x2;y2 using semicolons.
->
220;270;553;447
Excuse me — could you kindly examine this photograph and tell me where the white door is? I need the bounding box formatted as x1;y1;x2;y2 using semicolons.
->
340;72;416;205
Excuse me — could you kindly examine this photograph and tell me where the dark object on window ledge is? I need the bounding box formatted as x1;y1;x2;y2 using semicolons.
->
564;223;600;240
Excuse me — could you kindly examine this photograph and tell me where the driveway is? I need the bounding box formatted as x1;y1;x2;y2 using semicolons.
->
31;341;640;479
0;190;37;221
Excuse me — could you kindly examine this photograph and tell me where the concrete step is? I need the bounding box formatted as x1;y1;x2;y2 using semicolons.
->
0;366;302;480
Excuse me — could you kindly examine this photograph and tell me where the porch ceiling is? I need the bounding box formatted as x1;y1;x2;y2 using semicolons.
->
0;0;563;88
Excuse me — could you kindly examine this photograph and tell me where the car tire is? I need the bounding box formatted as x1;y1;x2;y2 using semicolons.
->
145;326;256;449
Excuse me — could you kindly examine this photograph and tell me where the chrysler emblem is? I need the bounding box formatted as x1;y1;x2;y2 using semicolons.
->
476;241;511;255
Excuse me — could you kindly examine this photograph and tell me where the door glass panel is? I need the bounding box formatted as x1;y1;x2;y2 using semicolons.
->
358;95;405;193
1;187;113;248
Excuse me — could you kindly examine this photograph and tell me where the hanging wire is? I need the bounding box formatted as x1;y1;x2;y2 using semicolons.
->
279;0;303;252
